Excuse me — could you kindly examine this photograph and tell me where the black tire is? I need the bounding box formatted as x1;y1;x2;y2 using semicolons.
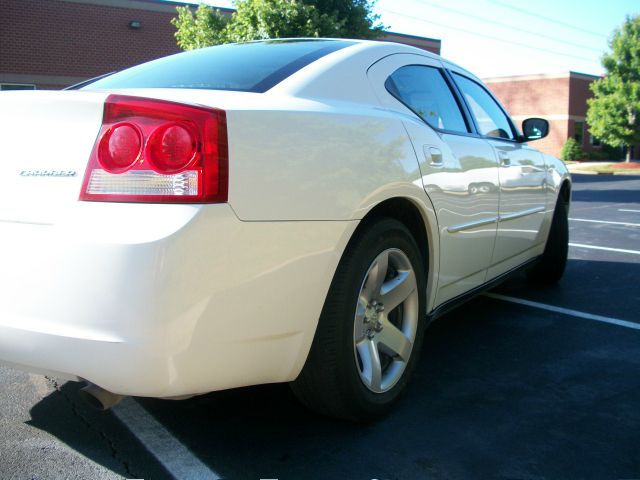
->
527;196;569;284
291;218;427;421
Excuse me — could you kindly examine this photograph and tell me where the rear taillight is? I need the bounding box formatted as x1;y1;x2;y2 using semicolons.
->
80;94;228;203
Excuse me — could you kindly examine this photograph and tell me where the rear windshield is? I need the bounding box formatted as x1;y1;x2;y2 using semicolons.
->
81;40;355;93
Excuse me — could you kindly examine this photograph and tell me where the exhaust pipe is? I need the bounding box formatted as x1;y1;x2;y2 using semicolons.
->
79;382;125;410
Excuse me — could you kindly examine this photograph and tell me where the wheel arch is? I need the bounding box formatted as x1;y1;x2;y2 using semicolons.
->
349;196;439;313
559;178;571;206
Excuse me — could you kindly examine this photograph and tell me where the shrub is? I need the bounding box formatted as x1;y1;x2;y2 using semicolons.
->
560;138;584;161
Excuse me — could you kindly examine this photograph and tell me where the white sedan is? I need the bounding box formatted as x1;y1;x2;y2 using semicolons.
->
0;39;570;421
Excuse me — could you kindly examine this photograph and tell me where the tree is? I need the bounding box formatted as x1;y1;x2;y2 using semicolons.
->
171;0;384;51
587;15;640;162
303;0;384;39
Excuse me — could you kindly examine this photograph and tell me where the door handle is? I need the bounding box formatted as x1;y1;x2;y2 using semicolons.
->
498;150;511;167
425;146;443;167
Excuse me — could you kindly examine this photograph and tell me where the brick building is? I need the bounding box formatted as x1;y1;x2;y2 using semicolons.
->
0;0;440;91
3;0;610;160
484;72;603;158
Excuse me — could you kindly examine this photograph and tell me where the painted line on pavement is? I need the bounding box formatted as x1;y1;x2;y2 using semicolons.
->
484;293;640;331
113;397;221;480
618;209;640;213
569;217;640;227
569;242;640;255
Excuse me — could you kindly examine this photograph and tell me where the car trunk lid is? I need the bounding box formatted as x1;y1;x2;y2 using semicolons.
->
0;90;108;225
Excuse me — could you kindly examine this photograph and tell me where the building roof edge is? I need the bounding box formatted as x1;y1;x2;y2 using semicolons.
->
483;71;602;83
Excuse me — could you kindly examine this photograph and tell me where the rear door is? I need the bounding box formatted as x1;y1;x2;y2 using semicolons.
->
449;71;548;277
368;54;500;305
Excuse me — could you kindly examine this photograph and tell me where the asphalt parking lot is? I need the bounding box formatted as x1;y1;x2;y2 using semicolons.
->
1;173;639;480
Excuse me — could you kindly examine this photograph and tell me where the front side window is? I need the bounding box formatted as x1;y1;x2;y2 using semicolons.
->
453;73;515;140
385;65;469;134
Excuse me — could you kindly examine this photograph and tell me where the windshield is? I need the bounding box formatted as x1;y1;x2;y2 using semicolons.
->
81;40;355;93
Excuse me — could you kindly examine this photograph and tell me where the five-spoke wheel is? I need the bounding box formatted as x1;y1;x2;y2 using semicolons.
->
354;248;418;393
291;218;426;421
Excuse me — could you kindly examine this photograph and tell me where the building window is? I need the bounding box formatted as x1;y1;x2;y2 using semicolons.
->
574;121;584;144
589;135;601;147
0;84;36;91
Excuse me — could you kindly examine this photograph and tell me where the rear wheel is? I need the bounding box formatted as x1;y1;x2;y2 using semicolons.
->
291;218;426;421
528;195;569;284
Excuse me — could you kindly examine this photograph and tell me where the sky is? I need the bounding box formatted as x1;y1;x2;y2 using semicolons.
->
170;0;640;78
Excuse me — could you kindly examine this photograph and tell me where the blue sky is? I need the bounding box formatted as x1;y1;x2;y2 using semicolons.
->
169;0;640;78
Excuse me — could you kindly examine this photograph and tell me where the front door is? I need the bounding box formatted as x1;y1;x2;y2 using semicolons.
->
450;72;547;277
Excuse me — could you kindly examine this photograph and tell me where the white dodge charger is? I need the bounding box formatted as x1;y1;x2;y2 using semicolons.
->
0;39;570;421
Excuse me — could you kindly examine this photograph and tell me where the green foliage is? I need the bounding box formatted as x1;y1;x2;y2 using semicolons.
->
303;0;384;38
587;15;640;161
172;4;229;50
586;144;624;161
171;0;384;50
604;143;624;160
560;138;584;162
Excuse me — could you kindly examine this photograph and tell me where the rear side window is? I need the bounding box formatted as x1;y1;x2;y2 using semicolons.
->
452;73;515;140
385;65;469;133
81;40;355;93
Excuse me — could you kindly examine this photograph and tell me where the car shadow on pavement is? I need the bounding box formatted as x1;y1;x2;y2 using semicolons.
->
28;259;640;480
27;381;173;480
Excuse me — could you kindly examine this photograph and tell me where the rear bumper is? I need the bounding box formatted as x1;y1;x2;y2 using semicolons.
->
0;202;355;397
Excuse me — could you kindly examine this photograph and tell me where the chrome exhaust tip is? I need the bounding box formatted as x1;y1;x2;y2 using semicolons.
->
79;382;125;410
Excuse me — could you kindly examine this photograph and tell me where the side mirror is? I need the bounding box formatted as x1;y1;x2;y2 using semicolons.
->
521;118;549;142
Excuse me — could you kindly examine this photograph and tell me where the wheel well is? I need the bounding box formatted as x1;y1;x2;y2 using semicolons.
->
559;180;571;205
356;198;430;272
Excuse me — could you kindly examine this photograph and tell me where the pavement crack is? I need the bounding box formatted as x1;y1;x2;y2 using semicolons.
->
44;377;138;479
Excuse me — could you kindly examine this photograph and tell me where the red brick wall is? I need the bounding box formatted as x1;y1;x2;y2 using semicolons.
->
1;0;441;90
539;119;570;158
483;74;609;158
568;76;595;118
0;0;181;86
484;77;570;157
485;77;570;118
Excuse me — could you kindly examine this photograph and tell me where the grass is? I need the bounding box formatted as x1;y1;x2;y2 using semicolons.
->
571;161;640;175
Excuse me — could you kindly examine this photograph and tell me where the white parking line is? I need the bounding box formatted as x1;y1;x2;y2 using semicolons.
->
569;218;640;227
484;293;640;331
113;398;221;480
618;209;640;213
569;242;640;255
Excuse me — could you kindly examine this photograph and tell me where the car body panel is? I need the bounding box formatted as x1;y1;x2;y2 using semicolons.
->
0;202;359;396
0;91;109;225
489;140;548;267
0;39;571;398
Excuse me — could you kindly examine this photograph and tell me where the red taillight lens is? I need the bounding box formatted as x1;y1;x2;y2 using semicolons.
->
80;95;228;203
147;123;197;173
98;123;142;173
